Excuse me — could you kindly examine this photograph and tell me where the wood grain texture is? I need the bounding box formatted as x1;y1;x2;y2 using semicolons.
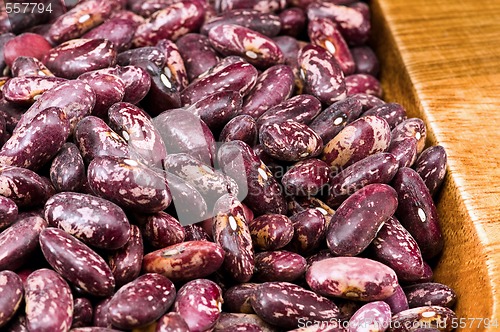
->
372;0;500;329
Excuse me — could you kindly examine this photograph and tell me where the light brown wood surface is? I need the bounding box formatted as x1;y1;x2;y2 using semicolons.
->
371;0;500;329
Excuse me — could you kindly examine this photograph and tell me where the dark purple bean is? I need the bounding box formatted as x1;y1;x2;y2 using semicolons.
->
142;240;225;282
272;35;300;68
306;257;399;301
348;301;391;332
202;9;281;37
156;312;190;332
389;306;456;332
392;167;444;259
0;196;18;230
219;115;258;146
0;165;52;208
256;94;322;130
82;17;136;52
351;45;380;76
43;39;117;79
25;269;73;332
388;136;418;168
92;297;113;328
0;271;23;328
175;33;220;81
282;159;329;197
138;211;185;248
116;46;166;69
391;118;427;154
404;282;457;309
279;7;306;38
298;44;346;105
108;224;144;288
414;145;447;196
173;279;223;332
108;273;175;329
72;298;93;328
50;143;85;192
349;93;385;111
0;99;24;133
133;1;205;47
362;102;407;129
213;194;255;282
384;285;409;315
253;250;306;282
326;152;399;207
288;208;326;253
116;65;151;104
248;214;293;251
251;282;340;330
224;283;258;314
322;115;391;171
345;73;382;97
157;39;189;91
0;33;15;73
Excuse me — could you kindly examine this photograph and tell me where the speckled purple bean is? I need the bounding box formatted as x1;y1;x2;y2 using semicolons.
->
186;90;242;132
251;282;340;330
0;196;18;230
240;65;294;119
254;250;306;282
0;214;47;270
82;17;136;52
44;192;131;250
108;224;143;288
72;298;93;328
0;33;15;73
215;313;278;332
92;297;113;328
327;183;397;256
256;94;322;130
388;136;418;168
388;306;456;332
322;115;391;171
116;46;166;69
153;108;216;166
384;285;409;315
202;9;281;37
39;228;115;297
49;143;85;192
108;273;175;329
183;224;212;242
133;1;205;47
138;211;185;248
173;279;223;332
47;0;119;44
0;165;52;208
2;76;64;104
219;115;258;146
71;328;122;332
181;61;258;106
306;257;399;301
351;45;380;76
282;159;330;197
175;33;220;81
248;213;293;251
217;0;286;13
370;216;425;282
156;39;189;91
128;0;174;17
391;118;427;154
362;102;407;129
414;145;447;196
348;301;391;332
224;283;258;314
115;65;151;104
0;106;70;171
212;194;254;282
392;167;444;259
108;102;167;168
217;140;287;215
164;172;208;223
349;93;385;111
156;312;190;332
142;240;225;282
25;269;73;332
196;55;248;79
279;7;306;38
288;208;326;253
308;18;355;75
327;152;399;207
216;323;265;332
288;196;335;226
298;44;346;105
43;39;117;79
345;73;382;97
306;2;371;46
403;282;457;309
0;271;23;328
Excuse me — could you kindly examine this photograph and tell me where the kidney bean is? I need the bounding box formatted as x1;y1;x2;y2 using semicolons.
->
25;269;73;332
327;152;399;207
138;211;185;248
306;2;371;46
71;328;122;332
0;33;15;72
219;115;258;146
0;214;47;270
3;76;66;104
348;301;391;332
108;224;143;288
298;44;346;105
403;282;457;309
272;35;300;68
260;121;323;162
44;191;131;250
253;250;306;282
117;46;166;69
345;73;382;96
388;136;418;168
251;282;340;330
0;99;24;133
279;7;306;38
350;93;385;111
248;214;293;251
93;297;114;328
156;39;189;91
370;216;425;282
307;257;399;301
181;61;258;106
256;94;322;130
0;196;17;230
362;102;407;129
414;145;447;196
224;283;258;314
173;279;223;332
17;80;95;134
384;285;409;315
183;224;212;242
3;33;52;69
389;306;456;332
155;312;190;332
216;313;278;332
282;159;329;197
351;45;380;76
0;271;23;328
82;17;136;52
108;273;175;329
202;9;281;37
153;109;216;166
114;65;151;104
289;196;335;225
392;118;427;154
0;165;52;208
175;33;220;81
217;140;287;215
392;167;444;259
11;56;53;77
164;172;208;224
43;39;117;79
322;115;391;171
287;208;326;253
72;298;93;328
142;240;225;282
198;55;248;79
212;194;254;282
133;1;205;47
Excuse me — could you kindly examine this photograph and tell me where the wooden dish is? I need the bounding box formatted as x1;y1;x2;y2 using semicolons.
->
371;0;500;330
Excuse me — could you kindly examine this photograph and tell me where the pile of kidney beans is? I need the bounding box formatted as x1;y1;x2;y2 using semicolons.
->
0;0;459;331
